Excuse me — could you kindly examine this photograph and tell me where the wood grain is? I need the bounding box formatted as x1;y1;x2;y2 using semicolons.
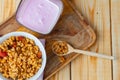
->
0;1;71;80
1;0;120;80
0;0;96;80
0;0;21;25
111;0;120;80
71;0;112;80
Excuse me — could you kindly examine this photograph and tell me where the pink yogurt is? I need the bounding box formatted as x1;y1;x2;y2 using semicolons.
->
16;0;63;34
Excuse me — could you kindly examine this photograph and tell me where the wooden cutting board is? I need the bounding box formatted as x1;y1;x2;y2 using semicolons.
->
0;0;96;80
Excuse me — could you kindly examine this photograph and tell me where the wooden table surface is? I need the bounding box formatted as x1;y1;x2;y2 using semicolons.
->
0;0;120;80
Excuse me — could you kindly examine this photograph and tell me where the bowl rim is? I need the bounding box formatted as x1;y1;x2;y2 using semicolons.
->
0;32;47;80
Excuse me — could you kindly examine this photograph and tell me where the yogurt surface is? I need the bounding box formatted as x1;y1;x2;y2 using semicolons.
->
16;0;63;34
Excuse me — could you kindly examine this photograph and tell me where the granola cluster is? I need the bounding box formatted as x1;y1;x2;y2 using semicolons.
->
52;41;68;55
0;36;42;80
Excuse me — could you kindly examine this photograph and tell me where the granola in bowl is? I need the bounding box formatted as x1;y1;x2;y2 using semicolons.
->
0;36;43;80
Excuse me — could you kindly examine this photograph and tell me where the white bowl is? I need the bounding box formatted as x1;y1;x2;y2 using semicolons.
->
0;32;47;80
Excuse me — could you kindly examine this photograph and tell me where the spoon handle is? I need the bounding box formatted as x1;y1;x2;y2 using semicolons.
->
73;49;114;60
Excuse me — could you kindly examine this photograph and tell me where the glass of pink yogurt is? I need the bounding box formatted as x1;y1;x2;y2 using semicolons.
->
16;0;63;34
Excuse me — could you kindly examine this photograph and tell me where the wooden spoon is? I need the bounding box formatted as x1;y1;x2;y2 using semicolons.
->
52;41;114;60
